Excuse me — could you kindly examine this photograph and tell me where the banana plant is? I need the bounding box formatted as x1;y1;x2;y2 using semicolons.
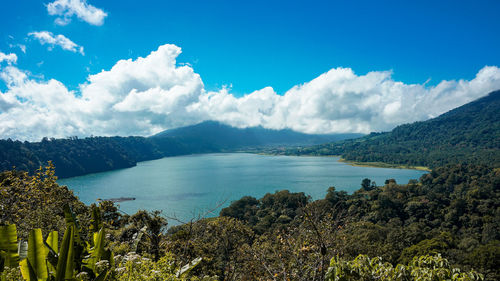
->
19;226;73;281
85;227;114;277
64;205;114;280
15;205;114;281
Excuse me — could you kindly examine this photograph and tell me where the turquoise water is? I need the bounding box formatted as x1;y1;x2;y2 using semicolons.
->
58;153;426;225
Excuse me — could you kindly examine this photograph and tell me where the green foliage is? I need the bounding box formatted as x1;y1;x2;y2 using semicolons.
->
0;220;209;281
325;254;483;281
220;190;309;234
112;253;215;281
0;224;19;269
1;205;115;280
466;240;500;281
1;266;22;281
399;232;454;264
115;210;167;262
0;164;89;241
167;217;254;279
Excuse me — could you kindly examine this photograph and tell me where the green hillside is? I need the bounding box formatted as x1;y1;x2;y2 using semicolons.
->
0;137;167;178
283;90;500;168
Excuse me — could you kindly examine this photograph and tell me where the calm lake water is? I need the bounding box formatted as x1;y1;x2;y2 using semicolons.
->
58;153;426;225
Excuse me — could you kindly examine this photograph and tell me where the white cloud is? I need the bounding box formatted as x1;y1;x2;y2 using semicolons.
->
9;44;26;54
47;0;107;26
0;51;18;64
28;31;84;55
1;43;500;141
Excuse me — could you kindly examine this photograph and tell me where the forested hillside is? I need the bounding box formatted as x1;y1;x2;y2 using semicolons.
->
282;90;500;168
0;137;168;178
0;122;362;178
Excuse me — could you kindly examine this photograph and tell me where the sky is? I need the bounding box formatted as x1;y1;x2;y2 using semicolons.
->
1;0;500;141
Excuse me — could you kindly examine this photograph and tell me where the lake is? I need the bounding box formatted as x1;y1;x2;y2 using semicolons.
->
58;153;426;225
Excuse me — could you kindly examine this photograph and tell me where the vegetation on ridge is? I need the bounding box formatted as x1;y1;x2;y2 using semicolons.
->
280;90;500;169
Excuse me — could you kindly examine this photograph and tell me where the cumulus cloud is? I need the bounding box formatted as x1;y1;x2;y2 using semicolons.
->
28;31;84;55
47;0;107;26
0;51;18;64
189;66;500;134
1;43;500;141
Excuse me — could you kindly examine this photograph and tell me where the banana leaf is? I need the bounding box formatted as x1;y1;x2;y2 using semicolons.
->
27;229;48;280
45;231;59;276
0;224;20;268
63;204;86;272
45;231;58;255
19;259;37;281
63;205;82;244
19;229;48;280
55;225;75;281
86;227;106;273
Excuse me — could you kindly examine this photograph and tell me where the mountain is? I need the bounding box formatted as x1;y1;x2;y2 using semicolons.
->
151;121;363;153
284;90;500;168
0;121;362;178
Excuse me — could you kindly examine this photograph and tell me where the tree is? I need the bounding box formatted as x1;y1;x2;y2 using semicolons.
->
128;210;168;262
361;178;373;191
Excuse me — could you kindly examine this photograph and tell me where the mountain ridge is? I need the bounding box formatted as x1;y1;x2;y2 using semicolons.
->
0;121;362;178
151;120;363;152
282;90;500;168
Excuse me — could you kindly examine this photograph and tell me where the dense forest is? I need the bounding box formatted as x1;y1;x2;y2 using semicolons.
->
280;90;500;169
1;163;497;280
215;164;500;279
0;137;168;178
0;122;361;178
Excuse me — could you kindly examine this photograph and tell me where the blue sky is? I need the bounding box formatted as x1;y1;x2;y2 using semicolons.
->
3;0;499;94
1;0;500;140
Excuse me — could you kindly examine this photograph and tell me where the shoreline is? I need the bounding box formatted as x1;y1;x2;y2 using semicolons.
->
337;158;431;171
250;151;431;171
